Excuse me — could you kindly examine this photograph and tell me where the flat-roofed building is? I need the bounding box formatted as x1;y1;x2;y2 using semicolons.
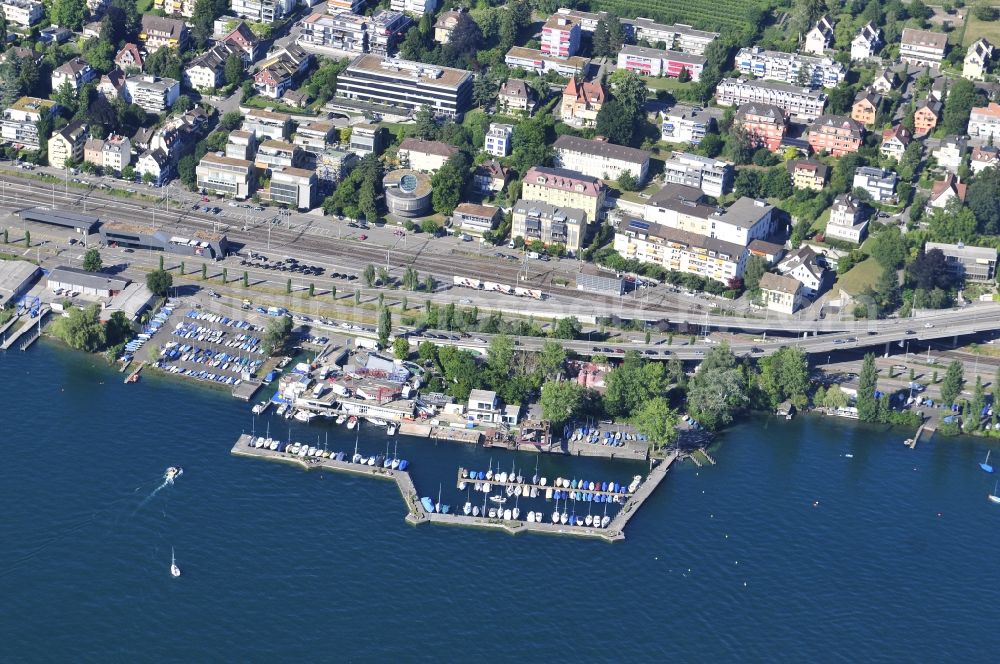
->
0;259;40;307
348;122;386;156
735;46;844;88
661;152;733;197
254;139;303;171
268;166;316;210
196;153;255;199
617;45;705;81
716;77;826;121
230;0;295;23
336;54;473;118
521;165;604;222
484;123;513;157
1;0;43;27
124;75;180;113
226;130;257;160
660;107;709;144
512;199;588;254
541;12;581;58
968;102;1000;141
314;147;358;183
552;135;651;184
852;166;897;203
504;46;589;77
622;18;718;55
2;96;57;148
243;108;291;140
708;197;777;246
453;202;500;236
614;218;747;283
925;241;997;282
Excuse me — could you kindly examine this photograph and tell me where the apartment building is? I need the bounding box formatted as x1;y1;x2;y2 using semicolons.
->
244;108;291;141
389;0;437;15
327;0;365;12
900;28;947;67
968;102;1000;141
51;58;95;92
614;218;746;283
196;153;255;199
643;183;714;229
787;159;828;191
552;135;651;184
300;11;363;50
826;194;868;243
553;7;608;33
971;145;1000;174
220;21;262;63
707;197;776;246
397;137;458;172
314;148;358;183
2;96;56;148
255;139;303;171
140;15;189;52
622;18;718;55
453;203;500;236
512;199;588;254
137;149;170;184
336;54;473;118
348;122;386;156
852;166;897;203
915;97;942;135
759;272;803;314
124;76;180;113
101;135;132;173
268;167;316;210
661;152;733;198
184;43;240;91
158;0;195;17
851;22;882;61
559;77;605;127
617;45;705;81
734;102;786;152
880;125;912;160
473;160;510;194
660;107;709;144
804;15;834;55
777;245;826;297
47;121;87;169
484;123;513;157
735;47;844;88
807;114;863;157
365;10;410;56
851;91;880;126
924;241;997;282
1;0;43;27
293;120;337;156
542;13;581;58
230;0;295;23
932;137;967;174
715;78;826;120
521;166;604;223
504;47;589;77
964;38;994;80
498;79;536;116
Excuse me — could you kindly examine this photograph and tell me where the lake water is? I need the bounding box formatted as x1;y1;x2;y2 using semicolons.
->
2;340;996;661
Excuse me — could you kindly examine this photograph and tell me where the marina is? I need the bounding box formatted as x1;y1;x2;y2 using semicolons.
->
230;433;675;542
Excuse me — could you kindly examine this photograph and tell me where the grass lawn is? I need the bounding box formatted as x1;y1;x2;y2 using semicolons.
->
809;208;830;236
963;3;1000;46
836;257;882;296
643;77;695;94
137;0;154;12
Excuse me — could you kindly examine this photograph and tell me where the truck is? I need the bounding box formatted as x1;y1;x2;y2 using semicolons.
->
527;251;540;259
266;306;288;317
355;337;379;350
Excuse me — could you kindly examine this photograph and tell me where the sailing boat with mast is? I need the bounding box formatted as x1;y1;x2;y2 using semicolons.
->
351;429;361;464
981;450;994;473
170;547;181;578
991;480;1000;504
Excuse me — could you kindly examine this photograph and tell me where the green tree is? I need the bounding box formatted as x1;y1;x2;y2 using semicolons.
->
940;360;965;405
604;353;668;418
286;278;292;294
81;248;103;272
393;336;410;360
538;340;567;380
970;375;986;432
261;315;292;356
633;397;679;450
51;304;106;351
308;283;315;297
595;99;635;146
201;263;207;280
552;316;581;340
431;153;470;215
743;254;767;294
243;271;249;287
758;346;810;408
417;340;437;363
822;385;850;409
224;52;243;87
363;264;376;287
221;267;228;284
686;350;747;430
869;225;907;268
191;0;217;48
146;269;173;296
942;78;981;135
414;104;438;140
437;345;481;401
540;379;585;426
53;0;86;30
856;353;879;422
219;111;242;131
378;306;391;348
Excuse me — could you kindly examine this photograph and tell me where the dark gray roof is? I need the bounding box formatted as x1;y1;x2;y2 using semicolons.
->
19;207;98;231
553;135;651;165
48;266;130;290
624;218;745;260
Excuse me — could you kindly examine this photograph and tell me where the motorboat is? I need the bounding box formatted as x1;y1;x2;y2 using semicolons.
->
276;403;289;417
545;488;553;500
165;467;183;483
527;511;536;523
488;508;497;519
391;458;400;470
560;511;568;525
463;502;472;516
512;507;520;520
251;401;269;415
367;456;375;466
601;515;611;528
170;547;181;578
335;414;347;425
387;422;398;436
585;515;593;526
346;416;358;430
489;495;506;504
366;417;388;427
629;475;642;493
503;509;512;520
505;485;514;497
539;477;547;486
551;510;559;524
420;496;435;512
472;506;480;517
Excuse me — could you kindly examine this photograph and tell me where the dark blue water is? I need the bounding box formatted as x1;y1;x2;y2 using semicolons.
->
2;340;997;661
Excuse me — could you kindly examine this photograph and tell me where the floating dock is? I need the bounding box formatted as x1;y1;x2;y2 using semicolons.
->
230;434;678;543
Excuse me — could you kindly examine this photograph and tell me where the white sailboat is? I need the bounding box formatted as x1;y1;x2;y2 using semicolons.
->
991;480;1000;504
170;547;181;578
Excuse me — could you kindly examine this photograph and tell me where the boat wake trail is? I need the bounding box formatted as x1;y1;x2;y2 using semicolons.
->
133;479;171;515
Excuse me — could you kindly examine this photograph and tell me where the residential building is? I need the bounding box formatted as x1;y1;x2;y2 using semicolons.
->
777;245;826;297
38;26;70;44
851;22;882;61
397;137;458;172
928;174;967;210
83;138;104;167
642;183;714;229
661;152;734;197
484;123;513;157
804;15;834;55
554;7;608;33
1;0;42;27
254;45;311;99
268;166;316;210
931;77;947;102
140;15;189;52
870;69;897;94
222;21;262;64
97;69;127;101
747;238;786;265
617;45;705;81
826;194;868;243
124;76;179;113
521;166;605;223
389;0;437;15
614;218;746;283
880;126;912;160
914;97;942;136
300;11;367;51
968;102;1000;141
327;0;365;12
158;0;195;16
560;77;605;127
244;108;291;141
852;166;897;203
807;114;863;157
552;135;650;184
622;18;718;55
787;160;828;191
660;107;709;145
971;145;1000;174
924;241;997;282
314;148;358;183
255;139;302;171
467;390;502;424
964;38;993;80
735;47;844;88
512;199;588;254
115;43;143;72
473;160;510;194
900;28;947;67
348;122;386;156
707;197;776;246
293;120;337;156
0;46;39;66
281;89;309;108
1;97;56;149
541;12;581;58
715;78;826;120
434;9;464;44
735;102;786;152
196;153;255;199
184;43;239;91
47;121;87;169
230;0;296;23
137;149;170;184
933;137;967;174
453;203;500;236
759;272;803;314
498;79;536;116
336;54;473;118
503;47;589;77
365;10;410;56
51;58;95;92
851;91;880;126
101;135;132;173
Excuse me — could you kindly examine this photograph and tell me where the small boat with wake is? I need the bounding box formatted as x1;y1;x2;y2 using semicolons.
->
170;547;181;578
165;467;183;483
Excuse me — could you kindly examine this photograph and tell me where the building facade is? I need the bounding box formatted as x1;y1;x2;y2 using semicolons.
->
660;108;709;145
735;102;786;152
614;218;746;283
196;153;255;199
617;45;705;81
826;194;868;243
968;102;1000;141
807;114;863;157
552;135;651;184
964;38;993;80
852;166;897;203
715;78;826;120
124;76;180;113
560;77;605;127
48;121;87;169
900;28;947;67
759;271;803;314
541;13;581;58
924;241;997;282
661;152;733;198
521;166;604;223
336;55;473;118
735;47;844;88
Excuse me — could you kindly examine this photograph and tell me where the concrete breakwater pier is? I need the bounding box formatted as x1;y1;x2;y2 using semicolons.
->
230;434;677;542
